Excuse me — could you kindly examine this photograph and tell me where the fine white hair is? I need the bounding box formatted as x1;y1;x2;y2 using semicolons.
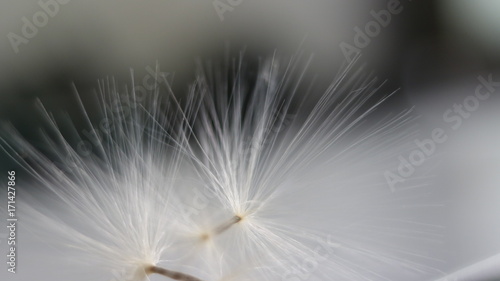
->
1;55;443;281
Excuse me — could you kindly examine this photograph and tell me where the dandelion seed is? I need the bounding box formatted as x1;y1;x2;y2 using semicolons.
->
0;55;444;281
0;79;207;281
175;55;444;280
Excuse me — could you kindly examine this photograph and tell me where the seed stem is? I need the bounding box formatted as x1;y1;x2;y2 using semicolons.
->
146;265;204;281
213;215;242;235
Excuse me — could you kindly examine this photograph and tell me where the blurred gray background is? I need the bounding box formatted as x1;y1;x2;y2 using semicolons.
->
1;0;500;280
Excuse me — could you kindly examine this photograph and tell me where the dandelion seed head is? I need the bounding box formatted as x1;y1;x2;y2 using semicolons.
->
176;55;444;280
0;55;444;281
1;80;190;280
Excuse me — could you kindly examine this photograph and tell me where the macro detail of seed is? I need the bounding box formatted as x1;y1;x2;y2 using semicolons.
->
0;56;441;280
146;266;204;281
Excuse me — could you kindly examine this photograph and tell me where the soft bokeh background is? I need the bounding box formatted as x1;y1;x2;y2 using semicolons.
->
0;0;499;280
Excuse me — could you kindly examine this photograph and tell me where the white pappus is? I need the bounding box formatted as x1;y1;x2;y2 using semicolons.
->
174;56;444;280
0;55;444;281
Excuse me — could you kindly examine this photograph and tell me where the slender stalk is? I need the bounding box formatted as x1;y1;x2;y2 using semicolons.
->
146;265;204;281
200;215;243;241
213;215;242;235
145;217;243;279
